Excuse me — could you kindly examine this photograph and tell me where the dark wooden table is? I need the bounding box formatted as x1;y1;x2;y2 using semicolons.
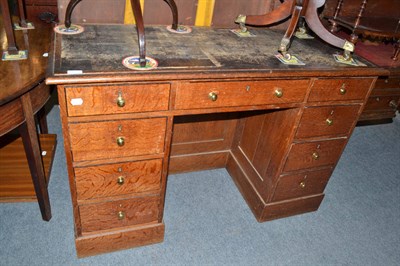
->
0;17;55;221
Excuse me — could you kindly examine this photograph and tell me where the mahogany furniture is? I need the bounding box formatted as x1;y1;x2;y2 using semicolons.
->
235;0;355;59
327;0;400;61
25;0;58;23
46;24;385;257
64;0;179;67
0;16;56;220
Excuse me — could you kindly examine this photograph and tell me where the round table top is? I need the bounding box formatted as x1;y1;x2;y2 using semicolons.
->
0;17;52;105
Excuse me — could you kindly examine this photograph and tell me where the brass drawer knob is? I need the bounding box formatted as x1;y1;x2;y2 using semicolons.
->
389;100;398;110
117;211;125;220
117;176;125;185
209;92;218;101
299;181;306;188
326;118;333;126
116;137;125;147
274;89;283;98
312;152;320;160
339;84;347;95
116;92;125;107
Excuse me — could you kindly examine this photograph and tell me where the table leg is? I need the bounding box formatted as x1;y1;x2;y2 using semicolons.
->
37;107;49;134
19;93;52;221
0;0;19;54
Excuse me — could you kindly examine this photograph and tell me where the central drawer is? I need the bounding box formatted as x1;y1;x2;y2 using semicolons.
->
69;118;167;162
174;80;309;109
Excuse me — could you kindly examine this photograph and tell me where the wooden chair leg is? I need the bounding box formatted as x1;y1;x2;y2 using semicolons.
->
65;0;83;28
0;0;19;54
278;3;303;57
163;0;178;30
17;0;28;27
236;0;293;26
19;94;52;221
305;0;354;58
130;0;146;67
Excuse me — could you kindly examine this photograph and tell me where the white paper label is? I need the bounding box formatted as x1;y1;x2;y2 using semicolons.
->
70;98;83;106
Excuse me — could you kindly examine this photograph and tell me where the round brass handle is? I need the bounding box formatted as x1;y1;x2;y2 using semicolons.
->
274;89;283;98
312;152;320;160
339;84;347;95
117;211;125;220
117;176;125;185
209;92;218;101
117;95;125;107
326;118;333;126
389;100;398;110
116;137;125;147
299;181;306;188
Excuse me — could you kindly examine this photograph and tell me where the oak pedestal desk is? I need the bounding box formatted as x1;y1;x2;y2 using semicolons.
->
46;25;385;257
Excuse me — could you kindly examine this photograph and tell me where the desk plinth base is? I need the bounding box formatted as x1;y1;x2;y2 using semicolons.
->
226;154;324;222
75;222;165;258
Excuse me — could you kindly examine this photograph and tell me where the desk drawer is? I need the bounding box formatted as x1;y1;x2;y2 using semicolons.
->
283;138;347;172
65;83;170;116
174;80;309;110
69;118;166;162
295;105;361;139
273;168;332;201
79;196;160;233
75;159;162;200
308;78;373;102
363;95;400;112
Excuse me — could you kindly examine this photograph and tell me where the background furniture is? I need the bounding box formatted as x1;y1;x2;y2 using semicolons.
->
25;0;58;23
47;24;383;257
0;14;56;220
324;0;400;60
322;0;400;124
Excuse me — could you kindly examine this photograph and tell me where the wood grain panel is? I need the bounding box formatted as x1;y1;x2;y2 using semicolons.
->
283;138;347;173
69;118;166;161
169;151;228;174
74;159;162;201
65;83;170;117
174;80;309;110
79;196;160;232
308;78;373;102
171;113;237;156
295;105;361;139
232;108;302;201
